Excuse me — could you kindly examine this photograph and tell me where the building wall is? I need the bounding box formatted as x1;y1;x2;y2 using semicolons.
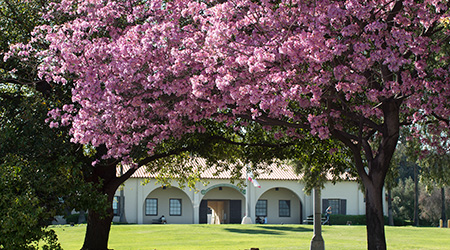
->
252;180;308;221
202;186;244;200
322;181;365;215
258;187;302;224
113;178;378;224
143;187;194;224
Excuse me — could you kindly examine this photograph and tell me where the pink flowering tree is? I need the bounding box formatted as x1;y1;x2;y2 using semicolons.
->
179;1;450;249
10;0;450;250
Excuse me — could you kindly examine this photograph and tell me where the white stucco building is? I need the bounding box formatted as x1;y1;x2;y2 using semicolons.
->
113;159;386;224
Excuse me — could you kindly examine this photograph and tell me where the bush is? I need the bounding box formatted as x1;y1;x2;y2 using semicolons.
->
327;215;410;226
385;217;412;226
329;215;366;225
64;214;80;224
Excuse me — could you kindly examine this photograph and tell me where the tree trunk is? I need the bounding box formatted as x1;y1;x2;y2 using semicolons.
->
81;158;121;250
78;148;176;249
441;187;446;227
331;87;400;250
414;164;419;226
364;180;386;250
387;189;394;226
81;206;114;250
119;165;127;223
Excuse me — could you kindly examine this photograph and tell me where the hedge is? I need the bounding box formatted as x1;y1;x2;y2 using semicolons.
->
64;213;80;224
326;214;410;226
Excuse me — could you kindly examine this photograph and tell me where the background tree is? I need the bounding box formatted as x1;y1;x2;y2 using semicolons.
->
384;158;399;226
291;135;353;250
0;1;136;249
419;186;450;227
398;129;422;226
391;177;416;223
0;1;103;248
419;150;450;227
0;0;44;78
389;129;450;227
0;82;108;249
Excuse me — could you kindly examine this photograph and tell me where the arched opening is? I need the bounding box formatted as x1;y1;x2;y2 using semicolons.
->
199;185;245;224
143;186;193;224
256;187;303;224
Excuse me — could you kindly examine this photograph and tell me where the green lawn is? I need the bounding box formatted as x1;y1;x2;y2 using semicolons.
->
49;224;450;250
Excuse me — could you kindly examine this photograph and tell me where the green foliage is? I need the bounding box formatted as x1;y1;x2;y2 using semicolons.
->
419;151;450;188
140;119;356;193
0;1;111;248
290;135;355;194
143;152;209;190
391;177;448;226
0;156;62;250
391;177;416;222
0;81;105;249
0;2;61;248
198;120;357;193
0;0;47;80
384;217;412;226
327;214;409;226
328;214;367;225
391;129;421;182
390;128;449;227
65;214;81;224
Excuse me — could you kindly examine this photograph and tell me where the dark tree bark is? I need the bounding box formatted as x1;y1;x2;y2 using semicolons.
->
364;175;387;250
80;147;187;250
441;187;446;227
81;161;119;250
414;164;419;226
332;98;400;250
82;207;114;250
387;189;394;226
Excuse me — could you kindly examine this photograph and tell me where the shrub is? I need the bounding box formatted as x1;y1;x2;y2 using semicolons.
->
328;215;410;226
65;214;80;224
329;215;366;225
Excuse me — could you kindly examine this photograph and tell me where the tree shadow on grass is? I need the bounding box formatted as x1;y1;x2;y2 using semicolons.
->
224;225;312;235
225;228;284;235
259;225;313;233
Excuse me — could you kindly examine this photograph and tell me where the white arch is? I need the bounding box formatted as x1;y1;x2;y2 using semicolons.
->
143;186;194;224
256;186;304;205
255;186;303;224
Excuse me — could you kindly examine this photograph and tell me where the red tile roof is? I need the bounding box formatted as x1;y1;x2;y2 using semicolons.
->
116;157;355;181
117;158;303;180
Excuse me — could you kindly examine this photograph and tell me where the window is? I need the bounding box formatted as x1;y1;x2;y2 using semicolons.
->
279;200;290;217
145;198;158;216
113;196;120;216
322;199;347;215
255;200;267;217
328;199;340;215
169;199;182;216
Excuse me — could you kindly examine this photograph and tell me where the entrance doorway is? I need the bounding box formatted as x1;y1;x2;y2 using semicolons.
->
199;200;241;224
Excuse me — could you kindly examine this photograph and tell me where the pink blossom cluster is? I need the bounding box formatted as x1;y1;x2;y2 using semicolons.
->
8;0;450;158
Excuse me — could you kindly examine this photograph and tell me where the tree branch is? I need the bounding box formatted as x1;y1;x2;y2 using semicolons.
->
209;135;297;148
114;147;192;187
238;113;309;129
1;78;52;96
330;129;370;183
432;112;450;126
386;1;403;31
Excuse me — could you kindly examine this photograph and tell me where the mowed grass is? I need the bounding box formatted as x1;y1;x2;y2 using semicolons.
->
49;224;450;250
